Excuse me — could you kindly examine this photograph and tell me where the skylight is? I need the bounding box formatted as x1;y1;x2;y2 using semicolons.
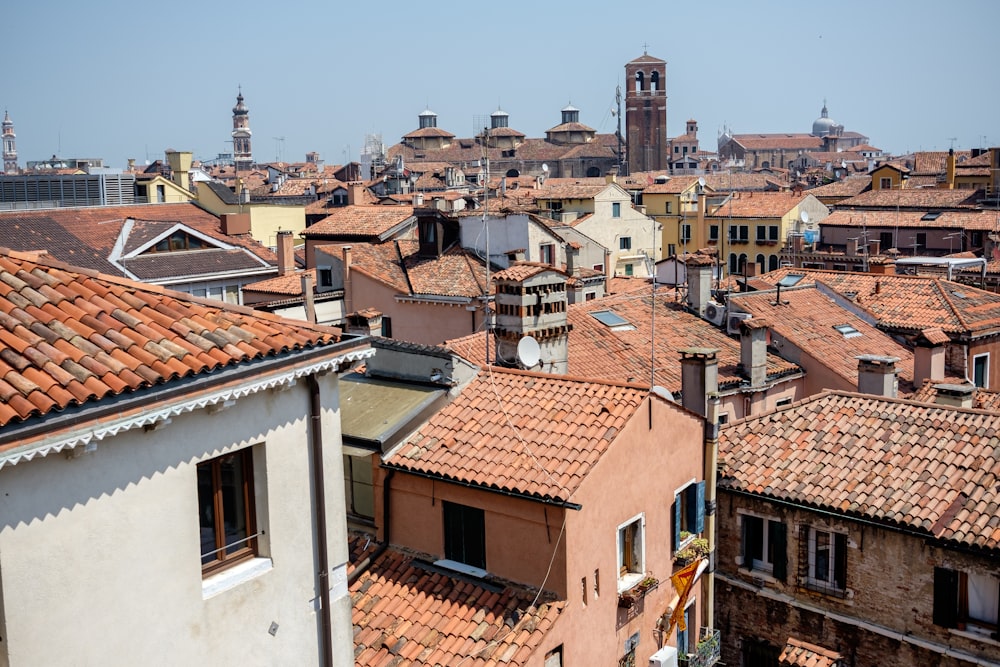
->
951;291;967;299
590;310;635;331
921;212;942;221
833;324;862;338
777;274;805;287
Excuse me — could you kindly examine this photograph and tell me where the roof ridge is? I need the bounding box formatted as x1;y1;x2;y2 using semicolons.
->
483;364;651;390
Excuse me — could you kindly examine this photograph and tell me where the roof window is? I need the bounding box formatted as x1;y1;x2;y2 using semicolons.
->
590;310;635;331
833;324;862;338
921;212;942;221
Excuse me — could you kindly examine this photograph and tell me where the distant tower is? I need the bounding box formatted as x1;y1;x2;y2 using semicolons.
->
2;110;17;174
625;51;667;174
231;88;253;171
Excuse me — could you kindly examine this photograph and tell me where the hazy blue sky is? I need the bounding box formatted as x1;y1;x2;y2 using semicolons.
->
4;1;997;170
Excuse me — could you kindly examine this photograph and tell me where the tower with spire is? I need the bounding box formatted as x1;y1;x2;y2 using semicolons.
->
231;88;253;172
2;110;17;174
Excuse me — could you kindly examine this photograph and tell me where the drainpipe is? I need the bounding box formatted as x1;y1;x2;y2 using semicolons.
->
703;393;721;633
308;375;334;667
347;468;393;584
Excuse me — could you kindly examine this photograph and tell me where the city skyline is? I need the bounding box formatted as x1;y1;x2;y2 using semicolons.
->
4;0;998;170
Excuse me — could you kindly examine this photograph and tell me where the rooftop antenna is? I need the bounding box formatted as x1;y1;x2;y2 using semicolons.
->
273;136;285;163
948;137;958;150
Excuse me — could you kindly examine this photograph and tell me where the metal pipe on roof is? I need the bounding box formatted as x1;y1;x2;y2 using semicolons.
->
308;374;334;667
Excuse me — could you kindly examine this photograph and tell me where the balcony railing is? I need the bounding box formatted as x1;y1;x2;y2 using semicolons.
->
679;628;721;667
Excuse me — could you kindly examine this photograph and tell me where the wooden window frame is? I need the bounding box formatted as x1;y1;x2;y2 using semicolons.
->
199;449;257;577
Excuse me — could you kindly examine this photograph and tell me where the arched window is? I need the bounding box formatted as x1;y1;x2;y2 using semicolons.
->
756;254;766;275
761;161;770;169
635;71;645;92
739;253;748;274
586;166;601;177
729;253;738;275
505;168;520;178
650;71;660;92
769;255;779;272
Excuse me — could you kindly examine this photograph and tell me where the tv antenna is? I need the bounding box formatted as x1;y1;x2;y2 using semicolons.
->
273;136;285;163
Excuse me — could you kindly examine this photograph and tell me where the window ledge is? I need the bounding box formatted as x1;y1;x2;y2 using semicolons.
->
202;557;272;599
434;559;488;580
618;572;644;594
951;626;1000;646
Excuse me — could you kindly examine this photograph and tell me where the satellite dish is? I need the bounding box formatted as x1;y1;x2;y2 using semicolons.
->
800;210;810;224
698;176;706;188
516;336;540;369
542;163;549;173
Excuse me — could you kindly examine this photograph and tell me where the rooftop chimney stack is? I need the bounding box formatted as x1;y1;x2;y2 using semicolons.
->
680;348;720;417
932;382;975;409
856;355;899;398
739;318;768;387
685;254;715;318
276;230;295;276
913;328;948;385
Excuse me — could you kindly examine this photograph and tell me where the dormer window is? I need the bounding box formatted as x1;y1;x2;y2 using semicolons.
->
146;231;214;254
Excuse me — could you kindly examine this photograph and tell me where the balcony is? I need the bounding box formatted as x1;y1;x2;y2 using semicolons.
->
679;628;721;667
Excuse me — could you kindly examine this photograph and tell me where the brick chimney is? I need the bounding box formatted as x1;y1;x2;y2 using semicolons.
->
856;355;899;398
347;182;366;205
739;318;768;387
868;239;881;256
680;348;720;417
946;148;956;190
276;230;295;276
345;308;382;336
932;382;975;409
846;238;858;257
685;254;715;318
913;328;948;385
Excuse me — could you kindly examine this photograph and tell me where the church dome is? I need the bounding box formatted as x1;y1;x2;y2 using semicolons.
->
812;101;837;136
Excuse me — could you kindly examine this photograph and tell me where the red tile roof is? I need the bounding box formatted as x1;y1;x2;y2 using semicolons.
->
708;192;810;219
447;289;799;393
836;188;980;209
759;269;1000;337
0;249;349;434
728;286;914;388
805;176;871;199
906;379;1000;411
729;134;824;151
779;637;842;667
243;268;317;296
719;391;1000;551
303;206;416;239
349;535;564;667
820;209;996;230
384;367;652;503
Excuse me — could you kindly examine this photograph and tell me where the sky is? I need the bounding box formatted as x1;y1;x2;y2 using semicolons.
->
4;1;999;171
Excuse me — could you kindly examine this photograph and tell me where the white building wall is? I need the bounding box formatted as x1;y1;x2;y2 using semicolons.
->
0;372;352;667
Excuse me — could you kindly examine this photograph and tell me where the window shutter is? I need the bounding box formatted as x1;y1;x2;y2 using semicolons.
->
694;481;706;534
741;518;751;566
834;532;847;589
772;522;788;582
798;525;810;583
673;494;681;551
933;567;959;628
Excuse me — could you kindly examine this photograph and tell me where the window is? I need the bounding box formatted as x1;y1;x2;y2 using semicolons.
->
833;324;862;338
741;515;787;580
915;232;927;252
381;316;392;338
548;201;563;213
539;243;555;265
585;292;596;301
620;236;632;250
666;202;672;214
544;645;564;667
677;603;695;655
709;225;719;242
612;202;621;218
880;177;892;189
769;255;779;272
934;567;1000;635
769;225;779;241
971;231;984;248
756;226;767;242
344;454;374;520
880;231;894;251
730;225;749;242
802;526;846;592
156;184;166;203
973;353;989;388
673;481;706;550
318;267;333;289
617;514;645;588
624;263;634;276
668;243;677;257
739;225;749;241
681;224;691;243
443;501;486;569
198;448;257;575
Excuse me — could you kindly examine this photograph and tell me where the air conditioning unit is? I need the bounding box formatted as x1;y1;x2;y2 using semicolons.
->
648;645;678;667
727;312;752;335
704;301;726;326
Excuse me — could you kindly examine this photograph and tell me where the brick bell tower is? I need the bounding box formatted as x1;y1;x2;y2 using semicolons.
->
625;50;667;174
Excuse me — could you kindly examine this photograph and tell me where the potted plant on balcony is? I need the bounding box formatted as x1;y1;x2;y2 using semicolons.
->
673;537;709;566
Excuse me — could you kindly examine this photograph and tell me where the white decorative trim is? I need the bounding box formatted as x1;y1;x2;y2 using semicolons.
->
202;557;273;599
0;347;374;471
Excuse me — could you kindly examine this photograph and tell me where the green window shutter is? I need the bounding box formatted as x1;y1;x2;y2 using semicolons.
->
933;567;959;628
673;494;681;551
694;481;706;534
772;522;788;582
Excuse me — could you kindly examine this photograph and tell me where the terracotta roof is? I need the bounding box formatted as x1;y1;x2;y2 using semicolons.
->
708;192;811;218
533;184;609;201
906;380;1000;411
729;286;914;388
643;175;704;195
728;134;824;151
384;366;650;502
349;535;563;666
701;172;789;192
493;263;567;282
243;268;317;296
0;249;346;433
759;269;1000;336
820;208;996;230
303;205;416;240
912;151;972;174
719;391;1000;551
805;176;871;198
447;289;799;393
403;127;456;139
779;637;842;667
836;188;981;209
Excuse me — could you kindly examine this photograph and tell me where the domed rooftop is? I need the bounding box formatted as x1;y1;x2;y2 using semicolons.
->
812;101;838;136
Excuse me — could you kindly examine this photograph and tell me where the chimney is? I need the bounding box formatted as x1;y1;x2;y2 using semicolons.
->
345;309;382;337
347;182;366;205
505;249;526;263
276;230;295;276
680;348;720;417
869;258;896;275
605;249;614;283
301;273;316;323
342;246;353;315
932;382;975;409
605;168;618;184
565;243;580;276
913;328;948;385
792;234;804;253
414;192;424;206
739;318;768;387
946;148;956;190
868;239;881;256
856;355;899;398
685;254;714;317
846;238;859;257
165;150;192;192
